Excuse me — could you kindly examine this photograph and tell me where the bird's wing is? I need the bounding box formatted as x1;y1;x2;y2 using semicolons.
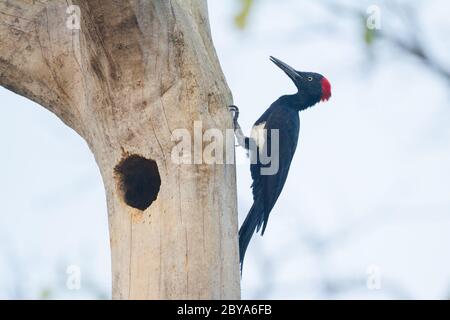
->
250;108;300;234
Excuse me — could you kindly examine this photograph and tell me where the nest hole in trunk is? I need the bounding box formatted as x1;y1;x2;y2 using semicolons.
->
114;154;161;211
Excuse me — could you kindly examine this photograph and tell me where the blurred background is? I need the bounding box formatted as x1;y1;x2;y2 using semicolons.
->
1;0;450;299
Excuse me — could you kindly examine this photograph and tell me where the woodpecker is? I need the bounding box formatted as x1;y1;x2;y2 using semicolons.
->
230;56;331;268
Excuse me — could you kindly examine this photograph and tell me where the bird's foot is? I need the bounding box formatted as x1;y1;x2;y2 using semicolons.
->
228;105;248;149
228;105;240;133
228;105;240;124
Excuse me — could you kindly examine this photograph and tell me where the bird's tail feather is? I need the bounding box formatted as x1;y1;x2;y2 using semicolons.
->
239;200;264;269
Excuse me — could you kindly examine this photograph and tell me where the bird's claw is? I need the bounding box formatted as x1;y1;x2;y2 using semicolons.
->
228;105;240;123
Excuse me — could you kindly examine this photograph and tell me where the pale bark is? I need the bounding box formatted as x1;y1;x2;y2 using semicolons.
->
0;0;240;299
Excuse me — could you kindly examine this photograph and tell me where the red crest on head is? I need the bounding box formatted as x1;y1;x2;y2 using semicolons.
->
320;77;331;101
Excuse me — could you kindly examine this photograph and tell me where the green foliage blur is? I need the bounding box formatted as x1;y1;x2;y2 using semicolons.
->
234;1;379;54
234;0;254;29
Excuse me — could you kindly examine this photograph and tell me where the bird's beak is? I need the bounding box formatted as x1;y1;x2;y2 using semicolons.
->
270;56;301;82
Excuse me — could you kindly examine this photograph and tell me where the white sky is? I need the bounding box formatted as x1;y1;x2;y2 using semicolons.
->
1;0;450;299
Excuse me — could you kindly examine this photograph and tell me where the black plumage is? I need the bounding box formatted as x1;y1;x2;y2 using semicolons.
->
233;56;332;267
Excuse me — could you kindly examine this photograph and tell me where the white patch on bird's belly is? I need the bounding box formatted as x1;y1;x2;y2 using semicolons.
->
250;122;267;152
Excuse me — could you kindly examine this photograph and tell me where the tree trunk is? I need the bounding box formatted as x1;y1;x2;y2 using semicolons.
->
0;0;240;299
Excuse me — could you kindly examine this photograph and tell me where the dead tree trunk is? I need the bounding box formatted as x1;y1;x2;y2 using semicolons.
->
0;0;240;299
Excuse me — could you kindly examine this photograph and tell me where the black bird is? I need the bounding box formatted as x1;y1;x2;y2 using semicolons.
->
230;56;331;267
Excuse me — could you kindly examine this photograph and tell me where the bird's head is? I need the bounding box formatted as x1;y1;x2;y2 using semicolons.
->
270;56;331;109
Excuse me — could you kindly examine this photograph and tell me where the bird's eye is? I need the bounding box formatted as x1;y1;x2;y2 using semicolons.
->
307;76;313;82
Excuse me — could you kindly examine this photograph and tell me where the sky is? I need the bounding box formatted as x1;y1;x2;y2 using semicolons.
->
1;0;450;299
